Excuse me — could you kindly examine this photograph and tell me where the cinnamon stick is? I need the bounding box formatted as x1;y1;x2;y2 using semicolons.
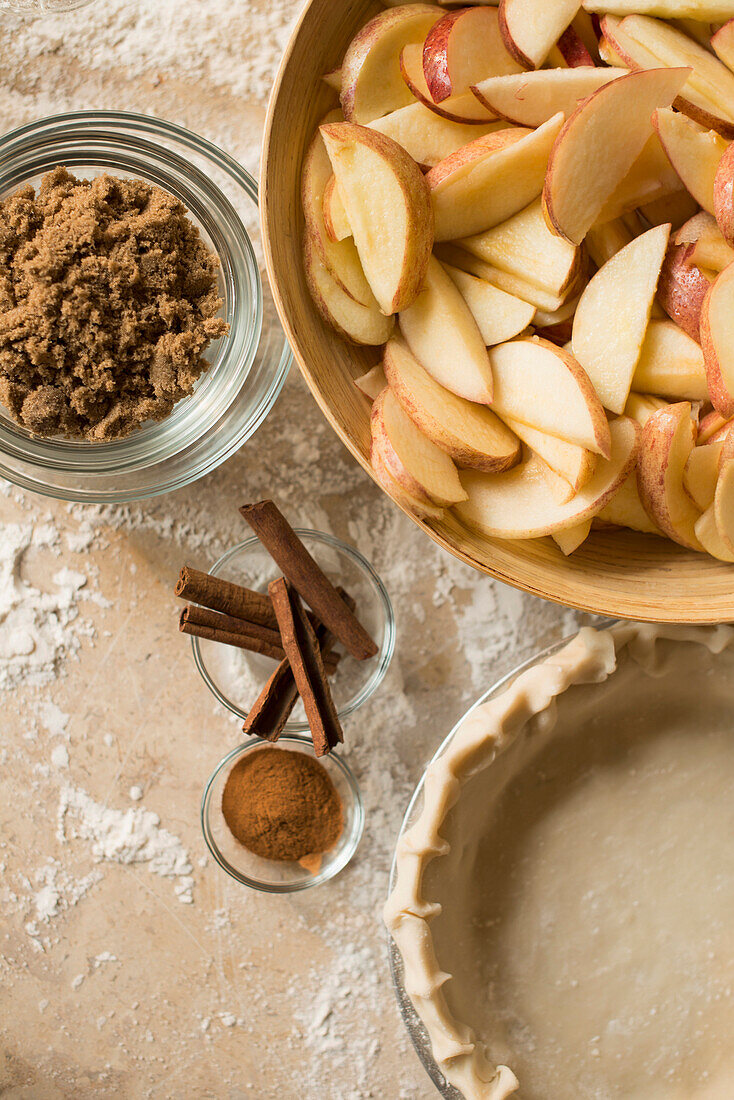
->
175;566;278;630
244;589;354;742
268;577;344;756
240;500;377;661
179;608;286;661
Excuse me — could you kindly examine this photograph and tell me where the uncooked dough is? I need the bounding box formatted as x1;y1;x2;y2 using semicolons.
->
386;624;734;1100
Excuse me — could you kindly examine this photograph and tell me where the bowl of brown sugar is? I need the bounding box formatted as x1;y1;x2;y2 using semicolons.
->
0;111;291;502
201;735;364;892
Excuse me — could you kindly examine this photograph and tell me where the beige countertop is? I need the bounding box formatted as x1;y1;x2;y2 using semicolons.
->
0;3;589;1096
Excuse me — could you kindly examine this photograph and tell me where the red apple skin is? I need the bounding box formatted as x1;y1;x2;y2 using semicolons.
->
700;266;734;419
657;242;713;342
637;402;702;550
556;25;595;68
714;142;734;248
698;409;729;443
422;9;462;104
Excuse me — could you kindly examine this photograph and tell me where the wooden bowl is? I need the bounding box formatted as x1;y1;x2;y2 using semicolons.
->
261;0;734;623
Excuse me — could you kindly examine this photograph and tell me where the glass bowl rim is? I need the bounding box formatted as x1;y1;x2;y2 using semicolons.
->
201;733;365;893
191;528;396;729
386;626;616;1097
0;110;291;502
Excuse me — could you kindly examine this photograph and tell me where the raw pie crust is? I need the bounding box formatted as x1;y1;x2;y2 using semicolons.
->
385;623;734;1100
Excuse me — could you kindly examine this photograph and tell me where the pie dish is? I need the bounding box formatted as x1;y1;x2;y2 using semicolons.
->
385;622;734;1099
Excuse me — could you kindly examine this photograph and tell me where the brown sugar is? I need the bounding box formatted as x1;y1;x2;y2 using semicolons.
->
221;747;343;862
0;166;228;441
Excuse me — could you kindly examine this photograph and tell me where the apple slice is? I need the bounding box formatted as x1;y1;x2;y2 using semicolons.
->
471;68;626;128
657;240;714;339
714;456;734;551
301;115;374;306
699;409;730;443
399;256;494;402
370;441;445;521
586;0;734;14
694;500;734;560
676;211;734;273
440;264;536;344
637;400;703;549
355;364;387;401
553;518;593;555
498;0;583;70
428;112;564;240
572;224;670;415
497;414;597;491
652;107;728;215
303;233;395;345
371;387;467;506
489;336;611;455
368;101;506;169
435;244;573;312
383;337;520;471
571;9;602;60
603;14;734;137
542;67;689;245
585;218;634;268
712;18;734;72
400;43;496;124
321;122;433;315
595;133;683;224
455;416;639;538
533;294;580;346
632;318;709;400
624;392;669;426
340;4;442;123
714;142;734;246
597;469;663;534
639;188;699;230
556;24;596;67
700;261;734;417
458;197;581;298
684;440;723;509
322;176;351;243
422;6;522;104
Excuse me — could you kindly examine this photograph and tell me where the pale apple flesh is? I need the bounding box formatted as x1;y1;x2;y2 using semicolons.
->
598;469;663;534
684;440;723;510
368;101;506;169
441;264;536;345
455;416;639;539
489;336;612;456
624;392;669;426
700;261;734;418
595;132;683;225
472;67;627;128
303;232;395;346
383;337;521;471
497;414;597;492
428;112;564;241
553;518;593;556
322;175;351;242
371;386;468;506
652;107;729;216
422;5;522;105
321;121;434;315
354;363;387;401
571;223;670;415
400;43;495;124
399;255;494;403
637;400;704;550
542;66;690;246
499;0;583;70
370;442;445;521
632;318;709;401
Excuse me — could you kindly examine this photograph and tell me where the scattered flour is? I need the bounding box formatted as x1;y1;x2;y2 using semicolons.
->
58;785;195;904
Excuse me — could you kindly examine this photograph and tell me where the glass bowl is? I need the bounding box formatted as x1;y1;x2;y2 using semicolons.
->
0;111;290;502
387;636;576;1099
192;530;395;731
201;735;364;892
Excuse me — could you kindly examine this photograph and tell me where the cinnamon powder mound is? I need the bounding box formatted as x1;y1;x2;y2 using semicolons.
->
222;747;343;862
0;167;228;441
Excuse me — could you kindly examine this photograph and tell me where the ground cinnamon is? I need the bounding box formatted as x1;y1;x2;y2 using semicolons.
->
221;747;342;862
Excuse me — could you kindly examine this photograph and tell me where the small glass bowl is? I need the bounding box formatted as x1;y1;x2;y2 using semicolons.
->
192;530;395;731
201;736;365;892
0;111;290;502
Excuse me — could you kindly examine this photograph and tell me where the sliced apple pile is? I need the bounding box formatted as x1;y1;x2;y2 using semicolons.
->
455;417;639;539
572;223;669;414
422;5;522;104
543;67;689;244
370;387;468;508
300;1;734;563
473;67;627;129
340;4;442;124
428;112;564;240
498;0;584;70
321;121;433;314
